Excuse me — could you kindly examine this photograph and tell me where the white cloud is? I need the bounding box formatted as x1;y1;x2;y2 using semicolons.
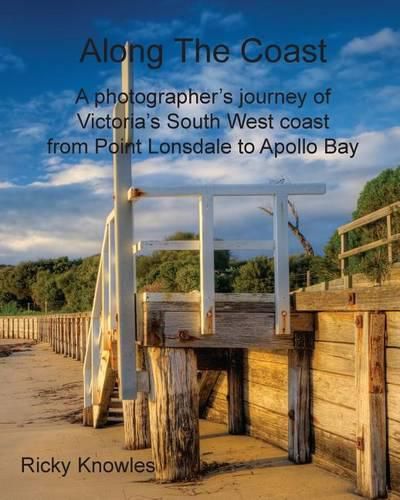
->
32;160;112;191
341;28;400;56
0;47;25;72
12;124;47;141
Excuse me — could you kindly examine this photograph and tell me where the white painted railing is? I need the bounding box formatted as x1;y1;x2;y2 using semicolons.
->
83;213;116;410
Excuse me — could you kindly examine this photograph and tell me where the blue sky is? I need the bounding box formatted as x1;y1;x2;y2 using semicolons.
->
0;0;399;263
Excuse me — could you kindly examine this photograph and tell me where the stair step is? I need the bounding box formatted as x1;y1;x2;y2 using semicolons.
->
108;408;123;413
109;400;122;408
107;416;124;424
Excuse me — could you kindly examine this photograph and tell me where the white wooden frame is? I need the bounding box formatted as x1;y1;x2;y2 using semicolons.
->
129;183;325;336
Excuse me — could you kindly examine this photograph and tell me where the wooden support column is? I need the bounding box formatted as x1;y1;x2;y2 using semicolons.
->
355;312;387;499
148;347;199;482
227;348;245;434
123;347;151;449
288;331;313;464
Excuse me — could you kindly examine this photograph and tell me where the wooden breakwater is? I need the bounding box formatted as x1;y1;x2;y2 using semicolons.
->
203;285;400;497
0;313;90;362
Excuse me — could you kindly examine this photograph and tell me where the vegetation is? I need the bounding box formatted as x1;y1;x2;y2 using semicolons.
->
318;166;400;282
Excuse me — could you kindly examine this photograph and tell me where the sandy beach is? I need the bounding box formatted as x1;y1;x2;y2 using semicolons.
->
0;339;359;500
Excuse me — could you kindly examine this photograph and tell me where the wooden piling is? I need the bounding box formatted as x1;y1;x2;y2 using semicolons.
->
288;332;313;464
355;312;387;499
147;347;200;482
227;348;245;434
123;347;151;449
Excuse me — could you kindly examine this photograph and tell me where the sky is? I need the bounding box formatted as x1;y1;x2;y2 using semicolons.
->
0;0;399;264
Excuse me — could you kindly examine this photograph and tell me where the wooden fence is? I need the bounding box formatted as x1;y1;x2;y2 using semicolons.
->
0;313;90;362
338;201;400;276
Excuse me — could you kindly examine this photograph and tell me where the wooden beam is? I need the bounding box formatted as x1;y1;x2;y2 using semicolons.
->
339;233;400;259
288;332;313;464
227;349;245;434
199;194;215;335
273;193;290;335
138;294;313;349
113;100;137;400
295;286;400;311
338;201;400;235
147;347;200;481
133;239;274;254
128;183;326;200
199;371;221;416
355;312;387;498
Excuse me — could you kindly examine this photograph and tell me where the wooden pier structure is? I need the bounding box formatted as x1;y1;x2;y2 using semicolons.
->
76;46;328;485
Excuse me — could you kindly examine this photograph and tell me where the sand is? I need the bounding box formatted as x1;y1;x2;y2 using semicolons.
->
0;339;360;500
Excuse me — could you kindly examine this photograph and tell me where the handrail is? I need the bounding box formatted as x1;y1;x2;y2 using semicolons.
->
83;211;114;413
338;201;400;276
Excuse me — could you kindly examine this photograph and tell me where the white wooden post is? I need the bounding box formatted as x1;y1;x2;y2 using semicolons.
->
113;53;137;400
102;225;110;348
83;323;93;408
199;194;215;335
387;213;393;264
91;254;103;405
273;193;290;336
108;218;116;332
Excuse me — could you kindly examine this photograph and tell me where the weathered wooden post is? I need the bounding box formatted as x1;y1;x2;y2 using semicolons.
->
355;312;387;499
227;348;245;434
123;347;151;449
288;330;313;464
147;347;200;482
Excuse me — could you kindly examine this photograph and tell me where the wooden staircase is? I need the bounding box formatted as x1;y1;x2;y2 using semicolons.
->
107;381;123;425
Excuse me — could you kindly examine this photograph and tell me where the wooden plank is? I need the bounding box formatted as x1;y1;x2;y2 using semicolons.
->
388;384;400;423
295;286;400;311
227;349;245;434
387;313;400;347
313;427;356;475
388;418;400;460
247;349;288;365
338;202;400;235
355;312;387;498
243;355;288;390
339;233;400;259
387;348;400;385
311;341;355;376
143;308;293;349
312;370;355;409
245;403;288;451
288;347;311;463
312;399;356;440
316;312;355;343
244;382;287;416
139;296;312;349
199;371;221;415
